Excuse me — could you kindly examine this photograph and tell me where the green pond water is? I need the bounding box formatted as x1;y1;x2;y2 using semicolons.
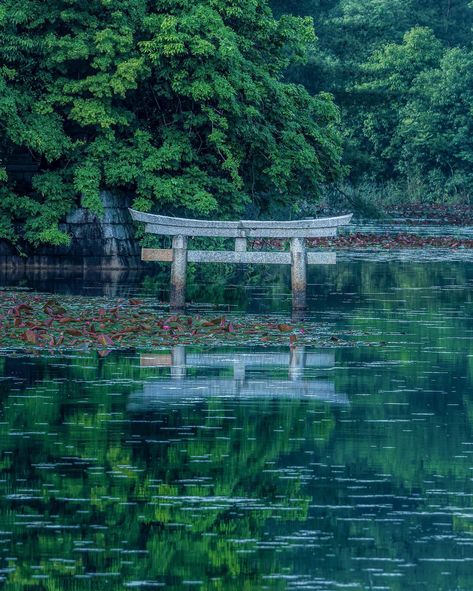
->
1;255;473;590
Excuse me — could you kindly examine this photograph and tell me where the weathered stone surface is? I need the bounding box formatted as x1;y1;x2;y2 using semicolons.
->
134;208;350;312
144;223;338;238
170;235;188;310
142;248;173;262
291;237;307;311
0;192;141;270
130;209;353;231
141;248;336;265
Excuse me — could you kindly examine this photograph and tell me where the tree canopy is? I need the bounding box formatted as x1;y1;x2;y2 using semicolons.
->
2;0;473;248
273;0;473;202
0;0;343;246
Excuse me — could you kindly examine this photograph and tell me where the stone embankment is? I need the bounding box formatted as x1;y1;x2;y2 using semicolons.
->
0;193;141;272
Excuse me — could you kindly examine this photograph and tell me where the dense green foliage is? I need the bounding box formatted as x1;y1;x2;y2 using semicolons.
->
2;0;473;247
273;0;473;203
0;0;343;246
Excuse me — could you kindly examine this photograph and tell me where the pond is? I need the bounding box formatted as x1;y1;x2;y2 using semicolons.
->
1;249;473;590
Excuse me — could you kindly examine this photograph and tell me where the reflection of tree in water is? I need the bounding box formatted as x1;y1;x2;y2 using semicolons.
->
157;259;473;327
0;352;335;590
3;274;473;591
287;347;473;591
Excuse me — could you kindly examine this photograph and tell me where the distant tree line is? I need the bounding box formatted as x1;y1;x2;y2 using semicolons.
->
273;0;473;205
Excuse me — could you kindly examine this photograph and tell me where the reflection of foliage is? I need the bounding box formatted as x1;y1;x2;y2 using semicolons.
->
2;260;473;589
0;352;332;590
141;264;292;314
315;261;473;366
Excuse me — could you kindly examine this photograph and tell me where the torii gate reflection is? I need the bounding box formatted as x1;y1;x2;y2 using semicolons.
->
128;347;347;409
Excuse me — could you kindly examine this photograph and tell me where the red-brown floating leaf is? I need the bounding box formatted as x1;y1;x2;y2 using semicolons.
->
13;303;33;317
96;334;114;347
66;328;82;336
58;317;76;324
202;317;224;326
23;329;39;345
278;324;292;332
44;300;66;316
129;299;143;306
116;326;138;334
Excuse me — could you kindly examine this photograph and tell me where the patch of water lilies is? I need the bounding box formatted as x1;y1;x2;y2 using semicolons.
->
0;291;377;354
252;233;473;251
386;203;473;226
310;232;473;249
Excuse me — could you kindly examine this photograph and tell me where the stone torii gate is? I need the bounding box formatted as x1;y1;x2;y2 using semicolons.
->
129;209;352;311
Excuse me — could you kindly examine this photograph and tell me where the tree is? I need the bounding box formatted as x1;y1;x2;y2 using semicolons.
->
396;46;473;198
357;28;473;198
0;0;343;247
273;0;473;198
356;27;444;178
